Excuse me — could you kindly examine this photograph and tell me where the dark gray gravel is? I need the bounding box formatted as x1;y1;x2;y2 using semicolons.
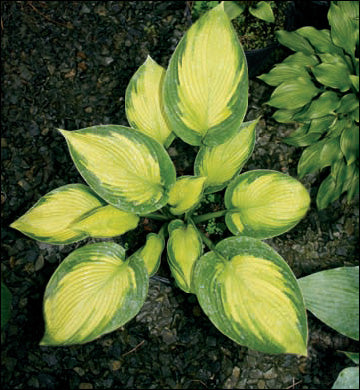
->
1;2;358;389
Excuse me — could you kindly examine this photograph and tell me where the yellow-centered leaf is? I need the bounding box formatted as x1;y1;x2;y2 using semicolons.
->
125;55;174;147
163;3;248;146
59;125;176;214
225;170;310;239
10;184;105;244
168;176;207;215
40;242;148;346
193;236;308;355
167;220;203;293
195;120;257;193
72;205;139;238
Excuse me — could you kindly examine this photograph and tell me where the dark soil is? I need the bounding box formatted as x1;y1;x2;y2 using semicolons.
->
1;2;358;389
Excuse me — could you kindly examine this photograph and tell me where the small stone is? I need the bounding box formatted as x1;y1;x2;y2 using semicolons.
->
264;367;277;379
18;179;31;191
84;107;93;113
79;383;93;389
73;367;85;376
64;69;76;79
34;255;44;271
257;379;266;389
110;360;121;371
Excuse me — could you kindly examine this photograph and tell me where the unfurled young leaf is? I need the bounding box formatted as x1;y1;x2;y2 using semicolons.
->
194;119;257;193
10;184;105;244
40;242;148;346
163;3;248;146
125;55;174;147
59;125;176;214
298;266;359;340
193;236;308;355
167;220;203;293
136;233;165;276
225;170;310;239
72;205;139;238
167;176;207;215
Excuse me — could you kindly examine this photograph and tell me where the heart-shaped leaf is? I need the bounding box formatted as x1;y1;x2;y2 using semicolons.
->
225;170;310;239
193;236;308;355
163;3;248;146
60;125;176;214
125;55;174;147
40;242;148;346
194;119;257;193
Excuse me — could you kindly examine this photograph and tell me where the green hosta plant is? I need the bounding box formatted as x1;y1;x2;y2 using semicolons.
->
298;266;359;389
258;1;359;210
11;3;311;355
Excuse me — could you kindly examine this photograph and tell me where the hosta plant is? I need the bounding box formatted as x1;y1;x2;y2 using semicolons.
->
258;1;359;210
11;3;311;355
298;266;359;389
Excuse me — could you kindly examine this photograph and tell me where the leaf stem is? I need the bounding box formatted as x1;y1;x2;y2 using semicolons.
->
143;213;170;221
198;229;228;262
192;210;227;223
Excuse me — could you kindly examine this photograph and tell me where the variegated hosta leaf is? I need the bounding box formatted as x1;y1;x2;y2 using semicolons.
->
163;3;248;146
59;125;176;214
193;236;308;355
135;233;165;276
167;220;203;293
225;170;310;239
72;205;139;238
298;266;359;341
40;242;149;346
10;184;106;244
167;176;207;215
194;119;257;193
125;55;174;147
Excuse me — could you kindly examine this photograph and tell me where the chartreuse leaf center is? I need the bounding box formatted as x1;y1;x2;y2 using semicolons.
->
59;125;176;214
40;242;148;346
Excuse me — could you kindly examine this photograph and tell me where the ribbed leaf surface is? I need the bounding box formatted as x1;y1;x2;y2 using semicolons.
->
60;125;176;214
298;266;359;340
194;120;257;193
125;56;174;147
163;3;248;146
10;184;105;244
40;242;148;346
193;236;308;355
225;170;310;239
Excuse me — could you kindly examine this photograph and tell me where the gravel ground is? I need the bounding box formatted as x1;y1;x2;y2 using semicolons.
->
1;2;359;389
